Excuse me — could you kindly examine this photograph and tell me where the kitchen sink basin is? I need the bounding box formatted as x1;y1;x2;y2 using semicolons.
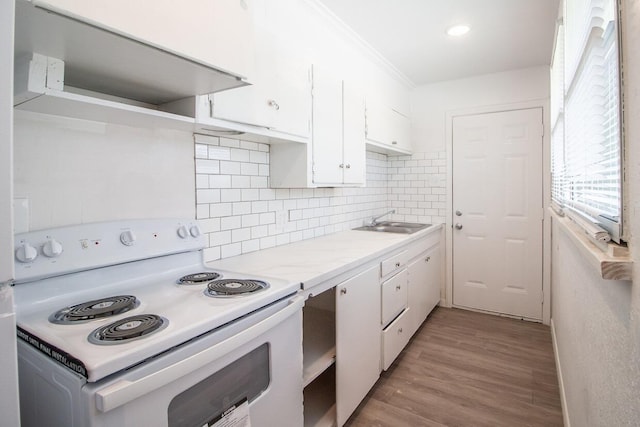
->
353;221;431;234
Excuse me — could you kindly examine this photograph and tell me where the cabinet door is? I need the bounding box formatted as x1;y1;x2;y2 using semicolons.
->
407;253;430;336
391;109;412;152
424;244;442;314
407;245;441;336
335;265;381;427
34;0;254;78
270;55;311;138
311;67;343;184
210;37;311;138
364;99;389;145
342;82;366;185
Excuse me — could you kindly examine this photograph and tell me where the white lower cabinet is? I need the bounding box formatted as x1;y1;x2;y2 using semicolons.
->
335;266;381;426
406;243;442;337
380;269;408;327
303;265;380;427
302;228;443;426
382;309;411;371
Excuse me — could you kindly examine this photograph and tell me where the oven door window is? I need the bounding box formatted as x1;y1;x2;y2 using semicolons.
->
168;343;270;427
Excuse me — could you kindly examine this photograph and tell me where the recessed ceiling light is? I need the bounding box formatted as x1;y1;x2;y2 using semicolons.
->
446;24;470;37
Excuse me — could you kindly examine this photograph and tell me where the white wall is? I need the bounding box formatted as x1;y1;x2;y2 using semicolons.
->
411;66;550;153
13;111;195;230
550;0;640;425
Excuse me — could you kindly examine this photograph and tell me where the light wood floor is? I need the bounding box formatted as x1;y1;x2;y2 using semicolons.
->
345;307;563;427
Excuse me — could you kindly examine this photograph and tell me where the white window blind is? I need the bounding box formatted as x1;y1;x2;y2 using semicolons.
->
551;0;623;241
550;24;565;205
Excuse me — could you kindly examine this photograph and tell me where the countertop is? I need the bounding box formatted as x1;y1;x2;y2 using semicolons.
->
206;224;443;292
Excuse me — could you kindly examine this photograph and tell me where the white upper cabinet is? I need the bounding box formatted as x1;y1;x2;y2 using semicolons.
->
311;67;365;186
208;32;312;140
31;0;255;80
365;99;412;154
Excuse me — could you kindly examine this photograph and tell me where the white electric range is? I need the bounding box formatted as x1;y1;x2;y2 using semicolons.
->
13;219;304;427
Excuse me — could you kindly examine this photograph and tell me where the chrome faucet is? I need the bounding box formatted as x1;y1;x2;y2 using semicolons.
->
365;209;396;227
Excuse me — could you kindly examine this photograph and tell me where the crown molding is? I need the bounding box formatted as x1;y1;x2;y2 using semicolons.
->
302;0;416;89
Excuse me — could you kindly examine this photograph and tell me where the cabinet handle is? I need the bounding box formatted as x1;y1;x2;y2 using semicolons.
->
345;164;351;169
339;164;344;168
425;256;431;262
395;285;401;291
398;328;403;334
268;99;280;110
391;141;398;145
340;288;347;295
395;262;400;267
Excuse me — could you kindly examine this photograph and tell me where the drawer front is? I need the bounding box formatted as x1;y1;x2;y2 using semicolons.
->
381;269;408;327
381;250;408;277
382;309;411;370
405;231;441;263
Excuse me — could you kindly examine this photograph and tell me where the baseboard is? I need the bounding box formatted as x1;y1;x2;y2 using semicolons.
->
551;319;571;427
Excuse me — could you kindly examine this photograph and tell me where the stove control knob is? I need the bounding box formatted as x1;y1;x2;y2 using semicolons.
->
15;242;38;263
42;238;63;258
120;230;136;246
189;225;201;238
177;225;189;239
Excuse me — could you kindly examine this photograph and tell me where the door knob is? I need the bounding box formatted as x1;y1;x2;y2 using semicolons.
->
455;223;463;230
455;210;462;216
340;288;347;295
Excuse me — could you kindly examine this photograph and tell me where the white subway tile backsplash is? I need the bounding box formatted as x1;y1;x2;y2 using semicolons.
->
210;203;232;217
220;216;241;230
195;159;220;175
219;137;240;148
195;144;208;159
195;136;445;261
210;230;231;246
241;189;260;201
242;239;260;253
240;162;259;176
196;189;220;204
231;175;251;188
208;146;231;161
221;243;242;258
230;148;250;162
232;228;251;242
220;161;241;175
209;175;232;188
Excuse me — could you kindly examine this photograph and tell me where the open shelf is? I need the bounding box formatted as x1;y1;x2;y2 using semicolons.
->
303;306;336;387
15;87;196;131
304;365;337;427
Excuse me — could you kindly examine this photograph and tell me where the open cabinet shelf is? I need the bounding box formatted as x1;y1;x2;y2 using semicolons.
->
303;365;337;427
303;306;336;387
15;87;196;131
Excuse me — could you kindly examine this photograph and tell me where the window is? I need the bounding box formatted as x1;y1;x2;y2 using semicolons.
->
551;0;624;242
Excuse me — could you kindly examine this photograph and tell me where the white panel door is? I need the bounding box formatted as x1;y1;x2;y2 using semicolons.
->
335;265;380;427
453;108;543;320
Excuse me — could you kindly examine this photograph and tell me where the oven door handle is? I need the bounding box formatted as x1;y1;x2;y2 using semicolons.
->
95;295;304;413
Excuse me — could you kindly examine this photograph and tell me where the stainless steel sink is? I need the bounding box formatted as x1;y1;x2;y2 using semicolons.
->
353;221;431;234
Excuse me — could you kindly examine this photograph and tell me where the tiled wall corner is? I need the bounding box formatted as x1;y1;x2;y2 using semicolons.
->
387;151;447;225
194;134;389;261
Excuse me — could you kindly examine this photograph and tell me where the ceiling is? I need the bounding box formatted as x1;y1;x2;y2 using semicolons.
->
317;0;560;86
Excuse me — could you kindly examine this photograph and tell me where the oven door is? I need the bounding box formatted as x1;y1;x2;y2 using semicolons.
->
83;295;304;427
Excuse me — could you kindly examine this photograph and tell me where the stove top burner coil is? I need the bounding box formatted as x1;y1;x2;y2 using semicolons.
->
88;314;168;345
205;279;270;297
49;295;139;324
177;271;222;285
